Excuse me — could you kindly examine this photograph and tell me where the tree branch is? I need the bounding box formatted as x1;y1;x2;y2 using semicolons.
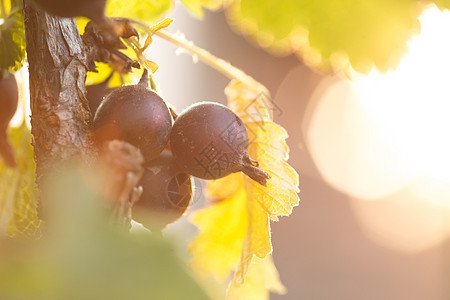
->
22;0;95;214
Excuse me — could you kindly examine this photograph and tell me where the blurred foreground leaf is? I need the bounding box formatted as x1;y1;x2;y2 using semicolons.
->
227;256;285;300
0;165;210;300
224;0;448;73
0;123;42;238
180;0;224;18
189;175;248;281
433;0;450;9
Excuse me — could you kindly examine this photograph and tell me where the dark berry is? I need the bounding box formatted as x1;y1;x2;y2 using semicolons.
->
86;72;115;115
0;73;18;130
132;150;193;231
93;70;173;162
31;0;107;24
170;102;270;186
0;73;18;167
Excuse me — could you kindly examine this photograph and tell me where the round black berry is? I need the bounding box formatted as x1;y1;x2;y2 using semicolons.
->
132;150;193;231
94;70;172;162
0;73;18;167
170;102;270;186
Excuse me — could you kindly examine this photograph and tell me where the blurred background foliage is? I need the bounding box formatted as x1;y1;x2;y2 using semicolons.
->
1;0;450;299
0;162;209;299
0;0;26;71
3;0;450;75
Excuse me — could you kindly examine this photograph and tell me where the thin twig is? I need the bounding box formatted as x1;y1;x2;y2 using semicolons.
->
128;18;269;95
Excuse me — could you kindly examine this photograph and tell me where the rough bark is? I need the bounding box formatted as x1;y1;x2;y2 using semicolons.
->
22;0;95;185
22;0;97;219
22;1;145;224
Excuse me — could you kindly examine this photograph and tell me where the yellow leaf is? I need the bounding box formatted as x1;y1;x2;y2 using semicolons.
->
246;122;290;160
225;80;272;123
189;80;298;299
230;82;299;284
228;256;286;300
188;181;248;281
206;173;243;200
235;191;271;278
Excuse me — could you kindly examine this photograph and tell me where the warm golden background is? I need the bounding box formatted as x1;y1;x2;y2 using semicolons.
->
144;5;450;300
3;1;449;299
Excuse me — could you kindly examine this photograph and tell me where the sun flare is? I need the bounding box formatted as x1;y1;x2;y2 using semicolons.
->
354;6;450;184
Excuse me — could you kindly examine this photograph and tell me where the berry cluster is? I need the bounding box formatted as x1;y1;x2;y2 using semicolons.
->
6;2;271;230
92;70;270;230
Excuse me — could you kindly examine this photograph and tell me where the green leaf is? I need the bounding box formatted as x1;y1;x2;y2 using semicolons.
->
180;0;224;18
106;0;173;23
0;233;210;300
433;0;450;10
0;165;210;300
0;1;26;71
224;0;446;73
0;123;42;238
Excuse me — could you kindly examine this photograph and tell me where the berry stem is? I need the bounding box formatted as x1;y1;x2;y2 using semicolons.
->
241;155;270;186
138;69;149;88
105;46;140;70
156;29;268;94
104;71;115;83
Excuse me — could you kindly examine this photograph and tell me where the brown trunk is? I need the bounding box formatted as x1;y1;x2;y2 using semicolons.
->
22;0;95;213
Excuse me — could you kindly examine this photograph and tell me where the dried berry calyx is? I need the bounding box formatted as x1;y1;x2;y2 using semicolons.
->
170;102;270;186
0;73;18;167
132;149;193;232
94;70;173;162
